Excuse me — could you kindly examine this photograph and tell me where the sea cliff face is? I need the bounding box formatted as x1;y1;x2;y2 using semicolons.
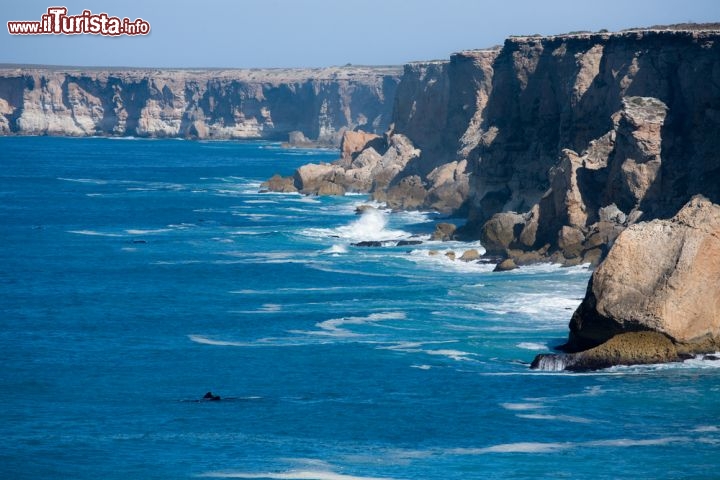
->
464;30;720;266
0;65;401;144
271;49;499;213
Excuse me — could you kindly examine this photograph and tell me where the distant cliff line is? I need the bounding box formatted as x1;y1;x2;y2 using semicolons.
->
0;64;402;145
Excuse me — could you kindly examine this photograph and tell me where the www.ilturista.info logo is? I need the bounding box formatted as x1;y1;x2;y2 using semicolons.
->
7;7;150;36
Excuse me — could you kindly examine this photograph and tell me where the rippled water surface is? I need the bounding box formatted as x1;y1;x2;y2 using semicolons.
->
2;137;718;479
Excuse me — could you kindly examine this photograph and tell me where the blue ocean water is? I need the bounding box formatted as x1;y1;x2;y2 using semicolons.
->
1;137;718;480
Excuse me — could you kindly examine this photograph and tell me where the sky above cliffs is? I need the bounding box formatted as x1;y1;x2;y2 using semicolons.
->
2;0;720;68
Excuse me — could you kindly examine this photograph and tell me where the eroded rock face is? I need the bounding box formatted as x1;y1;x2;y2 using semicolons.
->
0;66;401;144
566;196;720;352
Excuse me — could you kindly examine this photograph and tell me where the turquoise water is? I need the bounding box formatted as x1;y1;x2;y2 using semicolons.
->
1;137;718;479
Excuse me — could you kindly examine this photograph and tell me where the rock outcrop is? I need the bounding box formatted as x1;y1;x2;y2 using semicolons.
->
0;65;401;145
566;196;720;351
533;196;720;370
266;49;500;213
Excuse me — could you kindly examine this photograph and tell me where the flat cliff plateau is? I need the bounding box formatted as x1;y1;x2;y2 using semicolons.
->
0;65;401;145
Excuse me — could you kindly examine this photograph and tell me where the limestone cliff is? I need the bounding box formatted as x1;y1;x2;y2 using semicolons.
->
268;49;499;213
0;65;401;144
465;30;720;264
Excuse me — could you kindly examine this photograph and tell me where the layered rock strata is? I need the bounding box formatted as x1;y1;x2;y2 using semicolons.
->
0;65;401;144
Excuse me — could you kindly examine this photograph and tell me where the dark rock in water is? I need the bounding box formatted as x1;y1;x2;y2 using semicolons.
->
530;353;571;371
493;258;518;272
532;332;680;372
477;254;505;265
202;391;221;401
396;240;423;247
459;249;481;262
261;174;298;193
353;241;384;247
702;354;720;361
355;204;376;215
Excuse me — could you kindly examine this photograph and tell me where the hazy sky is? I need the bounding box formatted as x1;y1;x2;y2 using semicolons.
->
2;0;719;68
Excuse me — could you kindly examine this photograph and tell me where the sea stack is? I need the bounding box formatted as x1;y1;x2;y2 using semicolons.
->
533;196;720;371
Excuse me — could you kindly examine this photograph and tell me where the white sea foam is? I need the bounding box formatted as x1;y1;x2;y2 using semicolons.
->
379;340;476;362
474;293;580;318
58;177;108;185
692;425;720;433
125;228;171;235
198;470;394;480
299;312;407;338
516;342;548;351
583;437;688;447
68;229;124;237
188;335;252;347
411;365;432;370
448;436;689;456
450;442;571;454
323;244;348;255
516;413;594;424
405;249;494;273
302;209;410;242
500;402;545;411
287;197;321;204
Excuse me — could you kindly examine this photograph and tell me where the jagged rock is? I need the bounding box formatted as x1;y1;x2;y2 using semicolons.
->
494;258;518;272
557;226;585;259
424;160;470;213
430;223;457;241
598;203;627;224
565;196;720;353
582;248;604;267
532;332;679;371
385;175;427;210
518;205;540;248
459;249;480;262
316;181;346;196
605;97;668;213
340;130;380;160
294;163;340;194
506;247;549;266
261;174;297;193
480;212;525;255
445;251;456;260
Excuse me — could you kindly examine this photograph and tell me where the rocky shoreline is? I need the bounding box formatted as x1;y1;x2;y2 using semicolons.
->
264;27;720;370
